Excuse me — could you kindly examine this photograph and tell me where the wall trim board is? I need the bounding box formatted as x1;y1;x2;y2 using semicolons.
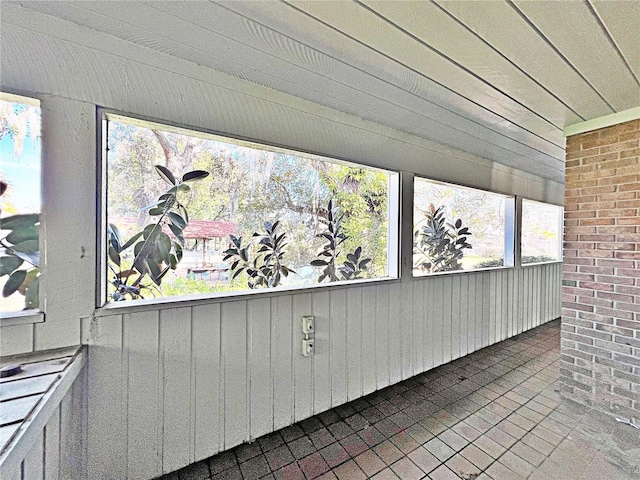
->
564;106;640;137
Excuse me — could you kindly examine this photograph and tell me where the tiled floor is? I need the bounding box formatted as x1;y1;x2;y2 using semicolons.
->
159;319;640;480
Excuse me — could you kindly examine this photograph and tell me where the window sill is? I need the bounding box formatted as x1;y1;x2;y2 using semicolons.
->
522;260;563;267
0;310;45;327
412;265;515;278
96;275;400;316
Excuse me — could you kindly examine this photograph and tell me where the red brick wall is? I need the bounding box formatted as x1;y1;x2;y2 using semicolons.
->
561;119;640;423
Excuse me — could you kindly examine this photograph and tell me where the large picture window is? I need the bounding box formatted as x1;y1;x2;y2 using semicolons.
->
102;114;398;303
0;94;41;314
413;177;514;275
521;200;563;264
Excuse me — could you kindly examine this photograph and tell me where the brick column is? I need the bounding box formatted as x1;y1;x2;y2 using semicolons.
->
561;119;640;423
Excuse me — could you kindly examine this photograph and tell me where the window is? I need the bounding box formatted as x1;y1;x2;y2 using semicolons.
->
521;200;563;264
0;93;41;315
413;177;514;275
101;114;398;303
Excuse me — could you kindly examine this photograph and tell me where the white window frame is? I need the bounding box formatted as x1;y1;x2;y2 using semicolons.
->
0;92;45;325
96;109;400;309
412;176;516;277
520;198;564;266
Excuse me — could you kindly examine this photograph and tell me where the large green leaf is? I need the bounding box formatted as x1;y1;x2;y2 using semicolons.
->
167;212;186;229
0;214;39;231
6;225;38;244
121;231;144;251
1;256;23;276
3;269;26;297
155;165;176;185
181;170;209;182
11;239;39;254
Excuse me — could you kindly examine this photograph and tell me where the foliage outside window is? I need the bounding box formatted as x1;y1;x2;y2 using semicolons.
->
413;177;513;275
521;200;563;264
104;115;396;303
0;94;41;314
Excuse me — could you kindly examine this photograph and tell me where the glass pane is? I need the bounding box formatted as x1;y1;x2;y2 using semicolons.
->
0;95;41;313
413;177;511;274
521;200;563;263
105;116;395;302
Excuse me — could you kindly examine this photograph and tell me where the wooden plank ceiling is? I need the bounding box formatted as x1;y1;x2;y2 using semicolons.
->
15;0;640;184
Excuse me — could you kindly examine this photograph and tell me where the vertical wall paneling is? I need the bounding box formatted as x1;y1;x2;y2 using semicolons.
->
488;273;497;346
458;275;469;358
124;311;160;479
78;265;560;478
451;276;461;361
312;291;331;413
442;277;453;364
466;275;476;355
473;275;483;352
271;296;293;430
375;285;390;388
248;297;273;438
482;272;491;348
501;271;509;341
159;307;192;474
22;432;44;480
400;282;414;380
431;279;444;367
191;303;222;459
346;288;363;401
360;286;377;395
387;283;402;385
411;280;425;376
43;408;60;480
221;301;248;449
329;290;348;406
292;293;313;421
87;314;126;479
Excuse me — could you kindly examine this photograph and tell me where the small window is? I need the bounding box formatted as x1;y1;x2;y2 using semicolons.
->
521;200;563;264
102;114;398;303
413;177;514;275
0;93;41;314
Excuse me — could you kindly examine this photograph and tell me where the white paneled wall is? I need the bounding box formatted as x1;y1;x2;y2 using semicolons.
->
85;263;561;479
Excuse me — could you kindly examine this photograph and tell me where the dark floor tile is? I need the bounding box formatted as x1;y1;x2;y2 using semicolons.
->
373;440;404;465
319;442;350;468
280;424;305;443
177;461;210;480
327;421;353;440
300;416;324;434
259;432;285;452
339;433;369;457
299;452;331;479
235;442;262;463
273;463;305;480
358;425;387;447
287;436;316;460
264;445;295;471
335;404;356;419
208;451;237;475
344;413;369;432
212;466;242;480
310;427;335;450
240;455;270;480
318;409;341;427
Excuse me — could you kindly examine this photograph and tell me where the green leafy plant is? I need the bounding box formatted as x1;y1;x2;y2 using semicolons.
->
311;199;371;282
414;204;472;273
1;179;40;309
107;165;209;301
224;220;295;289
